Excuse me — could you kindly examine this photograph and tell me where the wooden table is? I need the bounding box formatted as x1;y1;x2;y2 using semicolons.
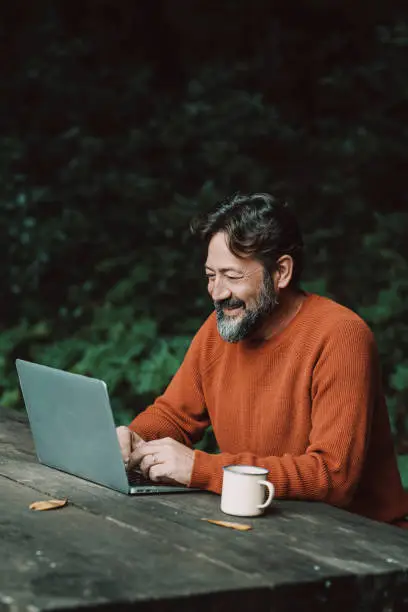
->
1;408;408;612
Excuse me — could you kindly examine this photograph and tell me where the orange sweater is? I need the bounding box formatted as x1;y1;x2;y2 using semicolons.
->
130;293;408;524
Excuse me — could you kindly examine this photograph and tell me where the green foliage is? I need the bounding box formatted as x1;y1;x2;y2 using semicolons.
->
0;300;192;424
398;456;408;489
1;3;408;463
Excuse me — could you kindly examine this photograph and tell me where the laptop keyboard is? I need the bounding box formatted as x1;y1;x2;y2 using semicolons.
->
127;469;156;486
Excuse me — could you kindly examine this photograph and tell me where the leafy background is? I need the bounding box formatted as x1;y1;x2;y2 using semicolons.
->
1;2;407;478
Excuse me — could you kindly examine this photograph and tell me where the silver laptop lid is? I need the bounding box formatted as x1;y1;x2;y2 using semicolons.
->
16;359;129;494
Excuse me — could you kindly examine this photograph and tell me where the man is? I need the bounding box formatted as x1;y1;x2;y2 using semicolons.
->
117;192;408;526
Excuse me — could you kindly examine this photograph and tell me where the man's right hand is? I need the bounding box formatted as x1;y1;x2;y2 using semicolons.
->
116;426;145;469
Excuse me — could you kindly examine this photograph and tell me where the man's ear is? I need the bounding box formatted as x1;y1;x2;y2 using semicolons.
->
274;255;294;289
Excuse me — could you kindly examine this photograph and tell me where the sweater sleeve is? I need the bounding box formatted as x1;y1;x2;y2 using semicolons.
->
190;319;378;506
128;326;211;448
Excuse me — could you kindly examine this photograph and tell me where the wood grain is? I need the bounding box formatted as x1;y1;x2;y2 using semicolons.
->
1;407;408;611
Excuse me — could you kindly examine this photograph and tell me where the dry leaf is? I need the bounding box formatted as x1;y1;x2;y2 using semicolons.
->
201;518;252;531
29;499;68;511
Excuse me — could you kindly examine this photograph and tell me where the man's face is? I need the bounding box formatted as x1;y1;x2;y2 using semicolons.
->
205;232;279;342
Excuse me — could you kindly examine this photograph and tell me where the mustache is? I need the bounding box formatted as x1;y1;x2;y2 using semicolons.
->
214;298;246;311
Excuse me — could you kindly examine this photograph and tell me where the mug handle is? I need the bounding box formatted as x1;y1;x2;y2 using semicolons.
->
257;481;275;509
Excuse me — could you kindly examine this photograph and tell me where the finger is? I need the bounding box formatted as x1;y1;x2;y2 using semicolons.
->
128;447;142;471
131;431;145;450
116;426;132;463
128;440;169;469
128;442;158;471
140;454;157;478
148;464;178;485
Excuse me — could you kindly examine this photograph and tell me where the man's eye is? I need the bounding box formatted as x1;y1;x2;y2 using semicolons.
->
205;274;242;281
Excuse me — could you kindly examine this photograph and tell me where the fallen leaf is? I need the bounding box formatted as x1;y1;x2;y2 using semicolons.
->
201;518;252;531
29;499;68;511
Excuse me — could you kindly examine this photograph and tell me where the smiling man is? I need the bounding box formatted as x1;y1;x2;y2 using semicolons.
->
117;192;408;526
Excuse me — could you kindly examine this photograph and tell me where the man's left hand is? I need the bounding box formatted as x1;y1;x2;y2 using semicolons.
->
128;438;195;486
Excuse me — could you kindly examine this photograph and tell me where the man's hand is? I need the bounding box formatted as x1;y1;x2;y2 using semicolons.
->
128;437;195;486
116;426;144;469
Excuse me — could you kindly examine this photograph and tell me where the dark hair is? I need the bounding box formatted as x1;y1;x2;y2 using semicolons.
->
191;192;304;286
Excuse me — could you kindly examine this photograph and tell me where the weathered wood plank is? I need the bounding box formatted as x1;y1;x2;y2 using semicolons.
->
2;409;407;572
2;407;408;611
0;476;266;611
2;474;408;612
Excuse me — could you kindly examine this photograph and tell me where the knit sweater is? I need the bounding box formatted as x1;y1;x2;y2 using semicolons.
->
129;293;408;524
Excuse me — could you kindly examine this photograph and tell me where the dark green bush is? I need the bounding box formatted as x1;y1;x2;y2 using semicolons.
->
0;3;407;461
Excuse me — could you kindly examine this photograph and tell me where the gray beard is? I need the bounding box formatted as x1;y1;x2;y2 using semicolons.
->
214;272;279;343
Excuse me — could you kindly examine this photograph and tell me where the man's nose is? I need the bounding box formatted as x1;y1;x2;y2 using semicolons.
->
209;278;231;302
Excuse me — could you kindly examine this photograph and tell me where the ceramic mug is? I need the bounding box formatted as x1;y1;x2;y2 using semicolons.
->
221;465;275;517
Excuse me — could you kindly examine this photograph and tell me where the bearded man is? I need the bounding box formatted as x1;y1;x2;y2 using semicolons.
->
117;192;408;526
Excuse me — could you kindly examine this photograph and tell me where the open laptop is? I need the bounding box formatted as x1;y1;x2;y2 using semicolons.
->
15;359;199;495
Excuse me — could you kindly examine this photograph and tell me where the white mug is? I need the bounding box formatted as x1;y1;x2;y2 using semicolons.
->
221;465;275;517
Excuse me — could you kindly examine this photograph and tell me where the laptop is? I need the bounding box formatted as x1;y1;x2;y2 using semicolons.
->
15;359;199;495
